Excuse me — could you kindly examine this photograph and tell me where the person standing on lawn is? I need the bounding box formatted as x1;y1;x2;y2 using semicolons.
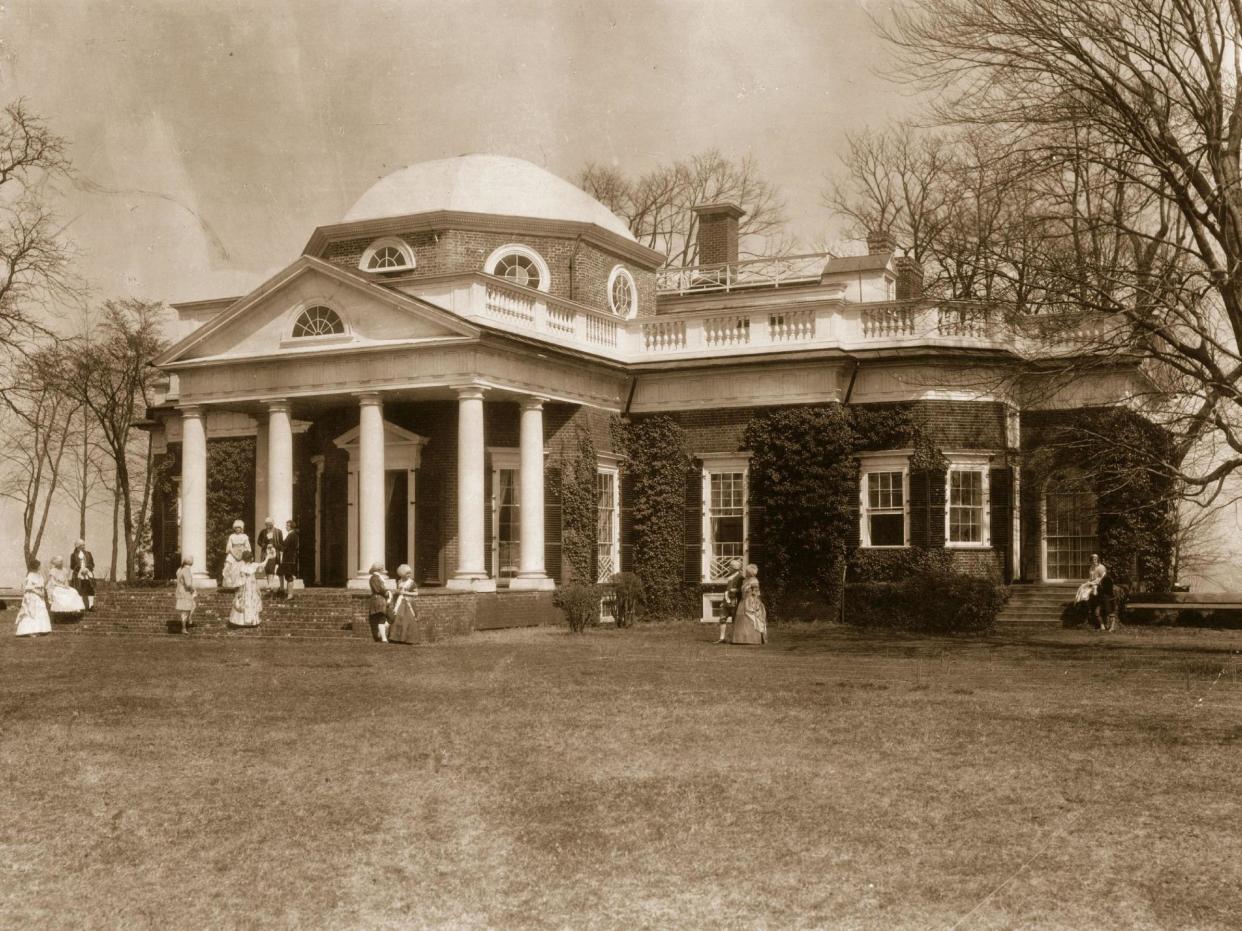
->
70;539;96;611
279;519;300;600
14;558;51;637
175;555;197;634
368;562;390;642
227;550;263;627
731;564;767;645
717;559;744;644
387;564;422;644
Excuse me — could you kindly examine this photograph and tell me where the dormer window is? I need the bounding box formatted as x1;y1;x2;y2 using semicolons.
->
359;238;415;273
292;305;345;338
608;265;637;317
484;244;551;293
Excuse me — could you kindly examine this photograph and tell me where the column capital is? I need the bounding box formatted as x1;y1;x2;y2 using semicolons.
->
454;385;487;402
519;395;549;411
265;397;291;414
178;404;204;419
355;391;383;407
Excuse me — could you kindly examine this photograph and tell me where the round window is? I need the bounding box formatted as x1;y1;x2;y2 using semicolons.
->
291;305;345;338
608;266;637;317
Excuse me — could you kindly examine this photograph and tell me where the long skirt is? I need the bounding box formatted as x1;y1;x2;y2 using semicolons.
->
228;580;262;627
388;595;427;644
48;585;85;614
15;593;51;636
731;598;767;645
222;557;242;590
73;575;96;598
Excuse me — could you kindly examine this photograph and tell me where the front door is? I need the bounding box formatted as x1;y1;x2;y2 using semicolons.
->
385;470;409;575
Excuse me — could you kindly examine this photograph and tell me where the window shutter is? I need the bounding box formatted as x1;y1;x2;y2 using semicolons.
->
845;468;861;549
990;466;1012;581
483;466;493;578
414;472;442;586
684;466;703;585
545;466;563;584
747;502;765;572
928;467;947;548
909;469;930;547
620;471;635;573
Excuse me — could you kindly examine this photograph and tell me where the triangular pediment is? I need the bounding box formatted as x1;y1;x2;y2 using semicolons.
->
156;256;478;366
332;420;427;451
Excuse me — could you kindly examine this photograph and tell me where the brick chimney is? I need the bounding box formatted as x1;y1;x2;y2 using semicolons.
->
692;203;746;266
894;255;924;300
866;230;897;255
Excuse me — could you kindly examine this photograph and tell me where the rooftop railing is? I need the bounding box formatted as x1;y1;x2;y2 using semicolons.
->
399;274;1116;364
655;253;831;295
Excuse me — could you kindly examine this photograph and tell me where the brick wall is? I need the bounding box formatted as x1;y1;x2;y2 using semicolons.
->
322;228;655;317
696;213;739;265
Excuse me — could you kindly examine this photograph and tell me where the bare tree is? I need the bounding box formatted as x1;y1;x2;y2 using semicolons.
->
880;0;1242;490
580;150;788;265
0;344;77;565
60;300;167;580
0;101;74;355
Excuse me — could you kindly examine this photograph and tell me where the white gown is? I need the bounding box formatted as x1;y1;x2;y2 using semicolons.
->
47;569;86;613
14;571;51;636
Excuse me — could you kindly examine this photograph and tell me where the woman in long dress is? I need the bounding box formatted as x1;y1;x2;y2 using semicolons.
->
46;556;86;617
222;520;251;590
731;564;767;645
175;555;197;634
227;550;263;627
387;564;424;644
14;559;52;637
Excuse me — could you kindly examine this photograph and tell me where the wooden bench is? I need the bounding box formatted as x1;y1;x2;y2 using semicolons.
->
1124;594;1242;615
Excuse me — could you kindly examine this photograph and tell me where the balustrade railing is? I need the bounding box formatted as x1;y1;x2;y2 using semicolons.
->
937;305;991;338
642;319;687;352
704;314;751;347
769;309;815;342
862;305;919;338
656;253;831;295
484;282;535;324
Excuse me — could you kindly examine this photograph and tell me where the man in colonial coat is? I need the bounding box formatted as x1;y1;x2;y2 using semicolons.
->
256;518;284;591
69;539;96;611
279;519;300;599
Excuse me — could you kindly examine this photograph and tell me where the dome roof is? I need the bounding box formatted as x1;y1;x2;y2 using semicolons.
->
343;155;635;241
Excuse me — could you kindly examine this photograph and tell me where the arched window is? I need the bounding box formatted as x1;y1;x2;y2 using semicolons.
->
484;244;550;293
359;238;415;273
291;305;345;338
608;265;637;317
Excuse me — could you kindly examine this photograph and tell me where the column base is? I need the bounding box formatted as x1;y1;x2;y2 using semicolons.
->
508;575;556;591
191;572;218;590
446;575;497;593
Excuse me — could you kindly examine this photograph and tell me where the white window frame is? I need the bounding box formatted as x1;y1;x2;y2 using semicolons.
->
489;448;522;585
595;461;621;582
607;265;638;318
859;450;911;548
359;237;416;273
281;300;352;348
483;243;551;293
699;452;751;582
944;453;993;548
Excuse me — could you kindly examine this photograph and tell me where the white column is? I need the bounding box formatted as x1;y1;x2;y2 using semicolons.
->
448;386;495;591
511;396;553;590
267;399;294;529
311;455;324;585
348;392;387;588
179;405;215;588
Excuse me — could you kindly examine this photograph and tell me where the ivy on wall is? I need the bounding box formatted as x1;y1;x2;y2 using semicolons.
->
742;404;945;617
205;438;256;580
558;427;597;585
611;415;692;616
1024;408;1175;591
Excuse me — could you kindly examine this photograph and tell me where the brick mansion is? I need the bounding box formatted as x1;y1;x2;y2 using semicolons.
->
147;155;1151;619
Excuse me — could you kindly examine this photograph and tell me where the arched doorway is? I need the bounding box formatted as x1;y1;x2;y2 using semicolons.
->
1042;473;1097;581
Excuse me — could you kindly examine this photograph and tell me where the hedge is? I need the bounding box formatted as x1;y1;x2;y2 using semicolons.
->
844;570;1007;633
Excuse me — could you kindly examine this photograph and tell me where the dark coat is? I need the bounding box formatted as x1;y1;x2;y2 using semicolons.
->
722;570;744;621
70;548;96;596
368;572;389;617
280;530;300;577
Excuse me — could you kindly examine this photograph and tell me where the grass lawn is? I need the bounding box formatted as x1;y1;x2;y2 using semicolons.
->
2;619;1241;930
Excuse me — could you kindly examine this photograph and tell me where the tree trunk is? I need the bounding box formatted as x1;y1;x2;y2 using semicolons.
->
118;455;135;581
78;406;88;540
109;488;120;582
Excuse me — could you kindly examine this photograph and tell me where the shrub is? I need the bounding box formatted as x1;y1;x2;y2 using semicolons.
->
555;583;604;633
845;569;1007;634
848;547;955;583
607;572;645;627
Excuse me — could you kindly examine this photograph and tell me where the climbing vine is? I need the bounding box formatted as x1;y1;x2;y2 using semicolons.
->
612;415;691;616
559;427;597;584
205;438;256;579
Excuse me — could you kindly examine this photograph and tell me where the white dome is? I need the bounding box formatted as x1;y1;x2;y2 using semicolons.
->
343;155;635;241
